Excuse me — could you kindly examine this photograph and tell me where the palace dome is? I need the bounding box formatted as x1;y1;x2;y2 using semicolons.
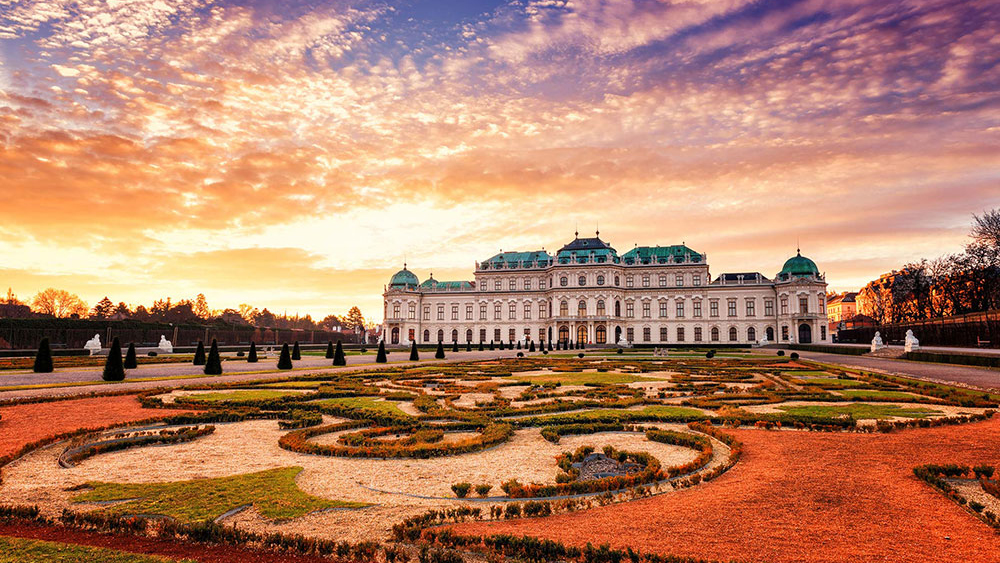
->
388;267;418;289
778;251;820;278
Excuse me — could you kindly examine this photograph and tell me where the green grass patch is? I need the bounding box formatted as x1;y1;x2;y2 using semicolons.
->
837;389;927;401
184;389;305;402
533;405;705;423
777;403;941;420
783;370;834;377
800;377;867;388
72;466;366;523
513;371;669;385
313;396;410;417
258;380;336;389
0;537;195;563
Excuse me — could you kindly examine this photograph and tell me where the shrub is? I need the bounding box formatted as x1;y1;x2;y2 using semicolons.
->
277;343;293;370
617;348;623;354
248;341;258;363
777;350;785;356
489;340;495;350
435;341;445;359
475;484;492;497
452;341;459;353
204;339;223;375
236;351;244;357
466;341;472;352
147;351;157;357
517;352;525;358
973;465;995;479
516;341;522;350
409;341;420;361
478;341;484;351
451;482;472;498
193;341;206;365
970;500;985;513
577;353;584;358
333;340;346;366
529;341;536;352
790;352;800;360
292;341;302;360
102;337;125;381
705;351;714;359
33;338;53;373
325;341;335;359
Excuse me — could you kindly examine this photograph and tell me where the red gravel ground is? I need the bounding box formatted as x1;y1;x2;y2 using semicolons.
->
454;417;1000;563
0;395;192;458
0;522;339;563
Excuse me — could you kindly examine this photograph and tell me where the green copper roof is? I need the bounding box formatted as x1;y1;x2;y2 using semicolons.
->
419;279;474;291
481;251;552;269
388;267;419;289
622;245;702;265
556;236;619;264
778;251;820;278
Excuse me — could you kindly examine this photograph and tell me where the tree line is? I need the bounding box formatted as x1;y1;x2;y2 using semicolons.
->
858;209;1000;325
0;288;367;331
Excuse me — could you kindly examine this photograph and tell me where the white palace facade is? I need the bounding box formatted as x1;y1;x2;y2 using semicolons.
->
382;234;828;347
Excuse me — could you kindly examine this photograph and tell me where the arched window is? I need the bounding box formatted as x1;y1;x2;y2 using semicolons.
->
596;300;605;315
596;325;607;343
747;327;756;342
578;300;587;316
437;329;444;342
558;325;569;342
615;300;621;317
423;329;430;342
577;325;588;343
560;301;569;316
466;329;473;342
597;275;605;285
452;329;459;342
711;327;720;341
729;327;738;341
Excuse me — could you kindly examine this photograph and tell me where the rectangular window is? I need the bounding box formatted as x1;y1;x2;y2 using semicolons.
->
627;327;634;341
480;328;487;342
408;328;415;341
659;327;668;341
821;326;827;340
781;298;788;314
694;327;702;341
437;305;445;320
727;299;737;317
393;305;400;318
466;305;473;320
626;276;634;288
408;304;415;320
494;279;501;291
675;273;683;287
818;297;825;313
509;302;517;320
677;327;685;342
508;328;516;341
643;327;651;342
538;328;545;340
539;278;546;290
693;275;701;286
524;303;532;320
764;300;774;317
800;297;809;314
642;275;650;287
658;275;667;287
693;301;702;318
540;302;547;318
423;306;430;320
451;305;459;320
659;302;668;318
782;325;789;340
480;304;487;320
710;300;719;317
626;302;634;318
494;303;502;320
676;301;685;318
524;279;531;290
509;278;516;290
642;302;651;318
746;300;756;317
494;328;501;341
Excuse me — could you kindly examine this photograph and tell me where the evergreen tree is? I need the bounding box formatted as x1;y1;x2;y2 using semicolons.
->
548;340;553;351
466;341;472;352
489;340;495;351
102;337;125;381
277;343;293;369
248;341;258;363
292;341;301;360
33;338;53;373
409;340;419;361
435;341;445;359
333;340;347;366
529;340;536;352
123;342;138;369
516;341;522;350
193;341;206;366
376;340;387;363
325;341;334;359
204;339;223;375
579;339;585;350
452;340;459;353
478;341;484;351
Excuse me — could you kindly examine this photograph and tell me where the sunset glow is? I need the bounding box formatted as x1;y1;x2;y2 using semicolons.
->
1;0;998;320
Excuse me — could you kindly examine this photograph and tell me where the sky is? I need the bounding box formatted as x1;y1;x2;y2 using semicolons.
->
1;0;998;322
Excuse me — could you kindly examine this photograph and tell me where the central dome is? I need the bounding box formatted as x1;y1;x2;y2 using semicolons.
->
388;267;418;289
779;251;820;278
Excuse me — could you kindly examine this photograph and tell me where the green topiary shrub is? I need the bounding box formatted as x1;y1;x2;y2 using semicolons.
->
435;341;445;359
516;341;522;350
277;343;293;370
204;339;223;375
617;348;623;354
33;338;53;373
466;341;471;352
193;341;206;365
124;342;138;369
248;341;258;363
376;340;387;363
475;484;492;497
333;340;346;366
452;341;459;353
777;350;785;356
292;341;301;360
409;340;419;361
706;351;714;359
103;337;125;381
451;482;471;498
478;341;484;351
529;341;536;352
489;340;495;351
790;352;800;360
577;353;584;358
325;341;334;359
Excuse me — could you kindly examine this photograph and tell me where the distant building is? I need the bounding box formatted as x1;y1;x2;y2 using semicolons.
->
382;233;829;346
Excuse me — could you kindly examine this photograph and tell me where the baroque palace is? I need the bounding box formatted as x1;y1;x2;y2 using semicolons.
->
382;233;828;347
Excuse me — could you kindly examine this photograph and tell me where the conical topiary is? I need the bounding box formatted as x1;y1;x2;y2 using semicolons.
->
325;341;334;359
409;340;419;361
498;340;505;351
124;342;138;369
516;341;522;350
33;338;54;373
376;340;387;363
548;340;553;351
529;341;536;352
248;341;258;363
435;341;445;359
102;337;125;381
193;341;206;366
489;340;495;351
204;339;223;375
292;341;301;360
333;340;346;366
277;343;293;370
466;341;472;352
478;341;484;351
452;340;459;353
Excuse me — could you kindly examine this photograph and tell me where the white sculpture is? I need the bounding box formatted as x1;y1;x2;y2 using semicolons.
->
617;335;630;348
84;334;102;355
157;335;173;353
758;335;769;347
904;330;920;352
871;331;885;352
